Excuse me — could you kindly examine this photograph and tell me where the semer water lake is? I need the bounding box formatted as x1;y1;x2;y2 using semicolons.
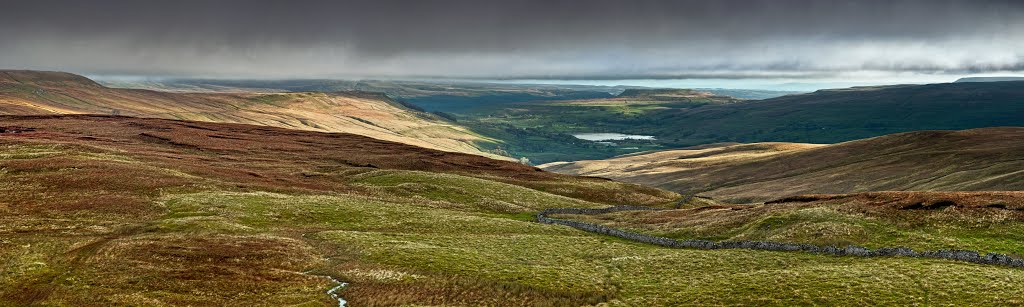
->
571;133;655;141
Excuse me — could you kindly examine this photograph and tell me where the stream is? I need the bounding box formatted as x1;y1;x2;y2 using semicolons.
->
303;271;348;306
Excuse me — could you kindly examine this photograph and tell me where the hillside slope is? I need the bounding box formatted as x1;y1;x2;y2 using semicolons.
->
0;70;503;158
542;127;1024;202
3;115;1024;305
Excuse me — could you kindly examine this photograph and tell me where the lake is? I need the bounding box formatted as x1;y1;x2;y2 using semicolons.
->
572;133;655;141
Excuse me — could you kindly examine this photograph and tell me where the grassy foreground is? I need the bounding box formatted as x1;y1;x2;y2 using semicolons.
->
2;116;1024;305
0;145;1023;305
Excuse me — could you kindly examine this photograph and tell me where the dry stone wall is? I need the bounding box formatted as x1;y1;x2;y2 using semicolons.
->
537;206;1024;268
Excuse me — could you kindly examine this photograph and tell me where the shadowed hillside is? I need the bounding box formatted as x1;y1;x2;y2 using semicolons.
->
640;81;1024;145
542;127;1024;202
0;70;505;159
457;81;1024;163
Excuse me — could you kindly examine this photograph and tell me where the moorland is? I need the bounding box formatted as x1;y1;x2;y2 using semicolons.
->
3;71;1024;306
4;115;1024;306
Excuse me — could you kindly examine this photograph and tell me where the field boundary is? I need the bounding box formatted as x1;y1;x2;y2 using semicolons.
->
537;205;1024;268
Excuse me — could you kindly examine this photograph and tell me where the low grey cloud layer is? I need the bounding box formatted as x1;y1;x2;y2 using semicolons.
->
1;0;1022;79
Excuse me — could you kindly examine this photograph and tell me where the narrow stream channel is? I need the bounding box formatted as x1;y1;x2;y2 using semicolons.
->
303;271;348;306
324;276;348;307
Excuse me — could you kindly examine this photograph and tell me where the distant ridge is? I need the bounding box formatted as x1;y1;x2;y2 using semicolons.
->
0;70;102;87
633;81;1024;146
614;88;740;104
617;88;702;97
955;77;1024;83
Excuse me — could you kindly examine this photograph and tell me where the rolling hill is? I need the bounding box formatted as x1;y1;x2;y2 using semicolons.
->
0;70;505;159
0;114;675;305
4;114;1024;305
541;127;1024;202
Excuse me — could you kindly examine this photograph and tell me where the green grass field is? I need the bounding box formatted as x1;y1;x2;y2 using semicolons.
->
4;140;1024;306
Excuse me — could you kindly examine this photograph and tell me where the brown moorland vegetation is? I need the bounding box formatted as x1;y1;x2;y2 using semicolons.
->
542;128;1024;202
0;114;675;305
6;115;1024;305
0;70;503;158
0;114;672;205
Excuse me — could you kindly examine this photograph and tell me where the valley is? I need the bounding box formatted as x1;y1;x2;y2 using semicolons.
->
0;71;1022;306
455;82;1024;163
5;2;1024;305
455;89;739;163
6;1;1024;304
0;69;1022;306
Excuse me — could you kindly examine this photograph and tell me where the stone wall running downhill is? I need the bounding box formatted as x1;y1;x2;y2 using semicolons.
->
537;206;1024;268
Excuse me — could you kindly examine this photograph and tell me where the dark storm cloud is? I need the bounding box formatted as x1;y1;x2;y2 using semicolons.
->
0;0;1022;78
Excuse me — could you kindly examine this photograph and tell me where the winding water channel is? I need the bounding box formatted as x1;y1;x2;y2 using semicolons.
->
303;271;348;306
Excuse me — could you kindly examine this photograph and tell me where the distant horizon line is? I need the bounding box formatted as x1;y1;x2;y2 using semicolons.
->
6;68;1019;92
87;75;1022;92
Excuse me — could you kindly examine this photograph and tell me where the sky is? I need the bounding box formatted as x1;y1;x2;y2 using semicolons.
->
1;0;1023;90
